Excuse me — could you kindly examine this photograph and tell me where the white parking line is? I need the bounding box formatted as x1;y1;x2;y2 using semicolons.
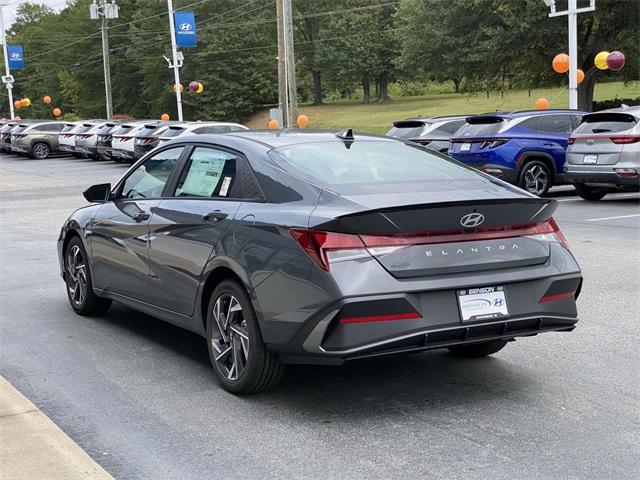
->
557;193;640;202
585;214;640;222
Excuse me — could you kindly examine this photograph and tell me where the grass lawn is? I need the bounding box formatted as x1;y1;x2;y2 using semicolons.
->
244;81;640;134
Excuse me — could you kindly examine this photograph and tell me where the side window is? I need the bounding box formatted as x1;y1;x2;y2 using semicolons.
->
519;117;541;131
539;115;574;134
191;127;207;134
120;147;184;199
174;147;238;198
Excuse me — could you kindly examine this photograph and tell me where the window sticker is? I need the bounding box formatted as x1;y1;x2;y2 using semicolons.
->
219;176;232;197
180;158;225;197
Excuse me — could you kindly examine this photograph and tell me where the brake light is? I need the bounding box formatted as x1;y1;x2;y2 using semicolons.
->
121;136;133;141
290;219;570;271
615;168;638;177
610;135;640;144
568;137;575;145
142;137;158;144
539;291;576;303
479;138;509;149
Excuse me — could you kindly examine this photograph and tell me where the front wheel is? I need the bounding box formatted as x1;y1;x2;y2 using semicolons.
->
206;280;284;394
448;340;508;358
31;142;50;159
64;237;111;315
575;184;607;201
518;160;552;196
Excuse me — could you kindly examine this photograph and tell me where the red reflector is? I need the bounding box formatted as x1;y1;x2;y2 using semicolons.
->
339;312;420;325
539;291;576;303
568;137;575;145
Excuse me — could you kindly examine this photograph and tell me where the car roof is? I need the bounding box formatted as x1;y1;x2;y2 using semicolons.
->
400;115;472;123
223;129;397;148
589;105;640;117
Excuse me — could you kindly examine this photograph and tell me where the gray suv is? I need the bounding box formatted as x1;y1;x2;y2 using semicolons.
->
10;121;65;159
565;106;640;200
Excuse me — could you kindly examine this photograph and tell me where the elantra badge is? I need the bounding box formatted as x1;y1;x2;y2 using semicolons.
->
460;212;485;228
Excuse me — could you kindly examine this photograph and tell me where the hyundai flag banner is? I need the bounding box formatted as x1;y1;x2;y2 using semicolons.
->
8;45;24;70
174;12;197;48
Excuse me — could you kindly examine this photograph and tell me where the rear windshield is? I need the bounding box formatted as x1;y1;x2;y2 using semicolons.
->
98;124;116;135
12;125;27;134
455;117;505;137
61;124;76;133
268;140;480;188
136;126;159;137
386;121;428;139
162;127;185;138
574;113;637;134
75;125;92;134
113;126;133;135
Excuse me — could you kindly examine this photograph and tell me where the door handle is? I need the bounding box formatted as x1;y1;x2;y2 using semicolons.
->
133;211;150;222
202;210;228;222
543;142;555;147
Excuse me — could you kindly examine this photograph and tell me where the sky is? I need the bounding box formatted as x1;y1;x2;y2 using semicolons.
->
2;0;67;29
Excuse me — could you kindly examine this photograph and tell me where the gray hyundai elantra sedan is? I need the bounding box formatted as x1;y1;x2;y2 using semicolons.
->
58;130;582;394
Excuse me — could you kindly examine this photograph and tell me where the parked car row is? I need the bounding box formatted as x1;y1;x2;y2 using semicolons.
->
387;106;640;200
0;119;248;163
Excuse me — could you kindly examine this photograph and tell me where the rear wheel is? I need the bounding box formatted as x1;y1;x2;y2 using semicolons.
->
64;237;111;315
518;160;551;196
31;142;50;159
448;340;508;358
575;184;607;201
206;280;284;394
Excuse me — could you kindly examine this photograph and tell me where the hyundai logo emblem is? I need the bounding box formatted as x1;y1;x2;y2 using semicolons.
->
460;212;485;228
10;53;21;59
586;139;594;145
179;23;192;31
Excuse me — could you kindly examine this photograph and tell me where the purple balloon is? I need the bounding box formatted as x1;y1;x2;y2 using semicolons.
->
188;81;199;92
606;51;625;72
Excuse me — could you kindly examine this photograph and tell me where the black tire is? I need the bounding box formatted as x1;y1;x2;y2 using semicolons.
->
31;142;50;159
448;340;508;358
518;159;552;196
575;184;607;201
206;280;284;394
64;236;112;316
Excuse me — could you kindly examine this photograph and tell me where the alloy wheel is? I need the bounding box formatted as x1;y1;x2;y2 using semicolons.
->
32;143;50;159
66;245;87;306
523;164;549;195
210;294;250;381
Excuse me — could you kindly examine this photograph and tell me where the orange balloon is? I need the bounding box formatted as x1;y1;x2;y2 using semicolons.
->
53;107;62;117
15;116;21;120
552;53;570;74
576;69;585;84
268;119;279;129
43;95;52;105
172;83;184;93
161;113;170;121
14;100;21;109
296;114;309;128
19;99;28;108
535;98;550;110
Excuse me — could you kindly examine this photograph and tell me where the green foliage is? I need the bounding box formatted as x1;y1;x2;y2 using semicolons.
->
1;0;638;119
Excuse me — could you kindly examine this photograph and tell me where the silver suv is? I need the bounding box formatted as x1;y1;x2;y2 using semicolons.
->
10;121;65;159
565;106;640;200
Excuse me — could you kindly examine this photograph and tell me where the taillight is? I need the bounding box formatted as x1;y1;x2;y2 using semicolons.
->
143;137;158;144
289;229;368;271
290;219;570;271
479;138;509;149
122;136;132;142
610;135;640;144
568;137;575;145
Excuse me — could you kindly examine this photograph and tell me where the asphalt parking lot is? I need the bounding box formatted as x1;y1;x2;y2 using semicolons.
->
1;153;639;480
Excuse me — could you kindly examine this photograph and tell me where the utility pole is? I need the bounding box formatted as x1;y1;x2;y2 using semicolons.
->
90;0;118;119
166;0;183;121
276;0;287;124
0;1;15;119
544;0;595;110
281;0;297;127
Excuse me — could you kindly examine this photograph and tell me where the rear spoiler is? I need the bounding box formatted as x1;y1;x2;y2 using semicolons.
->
466;116;505;124
393;120;428;128
582;112;638;124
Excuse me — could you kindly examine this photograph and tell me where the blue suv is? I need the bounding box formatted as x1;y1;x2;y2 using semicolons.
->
448;109;585;196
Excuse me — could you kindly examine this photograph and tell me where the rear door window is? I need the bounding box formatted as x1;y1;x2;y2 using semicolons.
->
538;115;574;134
174;147;239;198
574;113;638;134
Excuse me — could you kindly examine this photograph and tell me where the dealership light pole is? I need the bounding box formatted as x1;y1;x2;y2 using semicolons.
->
166;0;183;121
90;0;119;119
0;1;15;119
543;0;595;110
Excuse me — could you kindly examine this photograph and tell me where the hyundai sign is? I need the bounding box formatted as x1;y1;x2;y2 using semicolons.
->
8;45;24;70
174;12;197;48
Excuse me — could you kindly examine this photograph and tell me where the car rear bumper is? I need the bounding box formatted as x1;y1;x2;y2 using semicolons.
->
96;146;112;159
565;165;640;188
134;145;155;159
270;273;582;365
465;163;519;184
111;149;134;161
75;146;98;157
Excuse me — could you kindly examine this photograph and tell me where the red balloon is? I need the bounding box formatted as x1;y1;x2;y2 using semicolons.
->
188;81;199;92
606;51;625;72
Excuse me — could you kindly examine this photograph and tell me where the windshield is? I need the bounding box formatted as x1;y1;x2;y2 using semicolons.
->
268;140;480;188
574;113;637;134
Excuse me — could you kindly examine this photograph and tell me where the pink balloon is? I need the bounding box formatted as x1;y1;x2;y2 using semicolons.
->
606;51;625;71
188;81;199;92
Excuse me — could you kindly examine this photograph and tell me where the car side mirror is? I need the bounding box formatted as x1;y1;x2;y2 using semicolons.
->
83;183;111;203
